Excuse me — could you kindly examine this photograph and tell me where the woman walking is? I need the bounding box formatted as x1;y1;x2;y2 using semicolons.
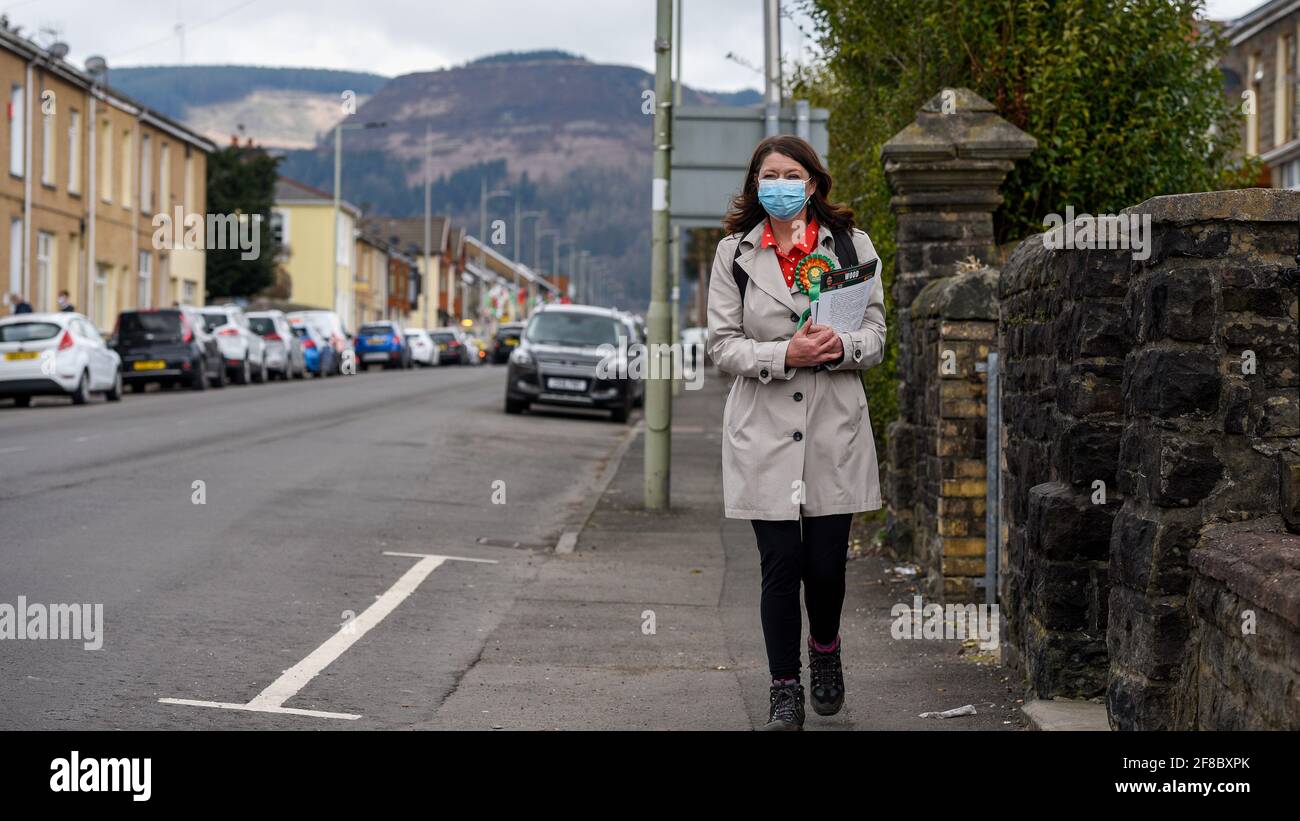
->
706;135;886;731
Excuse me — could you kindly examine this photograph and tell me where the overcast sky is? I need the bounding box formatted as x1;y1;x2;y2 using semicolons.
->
2;0;1271;92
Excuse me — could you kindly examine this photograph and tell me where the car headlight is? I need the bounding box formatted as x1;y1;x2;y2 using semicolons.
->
509;347;533;367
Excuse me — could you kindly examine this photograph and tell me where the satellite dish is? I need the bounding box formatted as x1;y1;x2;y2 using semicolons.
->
48;42;70;60
84;55;107;75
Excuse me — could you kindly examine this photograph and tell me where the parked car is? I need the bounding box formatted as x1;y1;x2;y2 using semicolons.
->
404;328;438;367
491;323;525;364
430;327;472;365
246;310;306;380
355;320;411;370
0;312;122;406
200;305;267;385
290;321;338;378
287;310;349;375
504;304;642;422
112;307;225;392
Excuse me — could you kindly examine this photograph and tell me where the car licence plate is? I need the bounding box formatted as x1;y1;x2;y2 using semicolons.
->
547;377;587;392
133;360;166;371
506;338;519;346
368;337;387;345
4;351;39;361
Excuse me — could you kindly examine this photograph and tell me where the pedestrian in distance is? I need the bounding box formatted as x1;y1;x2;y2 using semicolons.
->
9;293;32;314
57;290;75;312
707;135;887;731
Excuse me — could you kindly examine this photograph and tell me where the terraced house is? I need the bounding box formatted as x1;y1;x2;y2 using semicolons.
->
1222;0;1300;186
0;25;214;326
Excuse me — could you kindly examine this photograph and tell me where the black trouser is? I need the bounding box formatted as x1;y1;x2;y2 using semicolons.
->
750;513;852;681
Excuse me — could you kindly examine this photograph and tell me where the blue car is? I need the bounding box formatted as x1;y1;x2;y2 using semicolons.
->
290;321;337;378
355;321;411;370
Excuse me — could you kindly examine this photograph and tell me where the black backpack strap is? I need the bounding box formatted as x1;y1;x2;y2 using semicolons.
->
833;228;859;269
730;235;749;301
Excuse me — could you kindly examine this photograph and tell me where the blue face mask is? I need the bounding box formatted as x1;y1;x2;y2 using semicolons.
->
757;178;810;221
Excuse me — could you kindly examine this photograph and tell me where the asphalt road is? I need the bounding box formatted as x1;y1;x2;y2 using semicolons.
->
0;363;634;729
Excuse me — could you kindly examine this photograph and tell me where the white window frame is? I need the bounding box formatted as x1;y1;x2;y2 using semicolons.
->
159;142;171;210
100;120;112;203
137;251;152;308
67;108;81;194
140;133;152;213
10;83;24;177
9;217;23;298
120;128;133;210
37;232;54;311
41;99;55;186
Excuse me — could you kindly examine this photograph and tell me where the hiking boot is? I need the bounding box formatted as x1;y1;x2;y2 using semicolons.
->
760;681;805;731
808;638;845;716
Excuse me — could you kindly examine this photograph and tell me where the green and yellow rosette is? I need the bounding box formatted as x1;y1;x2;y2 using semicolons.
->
795;253;834;299
794;253;835;327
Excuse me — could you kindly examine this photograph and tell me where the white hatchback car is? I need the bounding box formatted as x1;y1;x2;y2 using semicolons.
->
404;328;438;367
0;312;123;406
200;304;267;385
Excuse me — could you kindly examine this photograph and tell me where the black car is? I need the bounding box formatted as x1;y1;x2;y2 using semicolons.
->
504;305;642;423
431;329;472;365
490;323;525;364
112;308;225;392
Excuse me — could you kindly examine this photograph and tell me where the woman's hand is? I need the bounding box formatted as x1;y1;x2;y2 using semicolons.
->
784;321;842;368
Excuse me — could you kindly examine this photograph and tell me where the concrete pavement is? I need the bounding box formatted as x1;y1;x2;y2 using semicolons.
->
426;366;1028;730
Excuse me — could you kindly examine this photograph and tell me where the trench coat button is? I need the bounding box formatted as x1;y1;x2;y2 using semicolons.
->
852;345;863;362
760;368;769;379
793;431;803;442
790;313;799;323
793;391;803;402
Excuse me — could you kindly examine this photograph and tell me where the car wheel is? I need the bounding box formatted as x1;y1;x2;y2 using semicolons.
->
610;393;631;423
70;370;91;405
505;396;527;415
234;358;251;385
13;395;31;407
253;357;267;384
106;368;123;401
211;360;227;389
129;381;145;394
191;359;208;391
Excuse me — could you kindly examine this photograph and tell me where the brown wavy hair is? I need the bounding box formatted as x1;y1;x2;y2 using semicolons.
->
722;135;855;236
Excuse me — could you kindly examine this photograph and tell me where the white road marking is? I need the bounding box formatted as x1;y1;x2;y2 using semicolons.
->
0;446;26;454
160;551;498;720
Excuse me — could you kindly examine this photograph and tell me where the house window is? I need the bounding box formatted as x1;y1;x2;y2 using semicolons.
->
67;109;81;194
93;263;109;328
270;208;289;252
138;251;152;308
159;142;171;210
140;133;152;213
37;232;55;311
1284;159;1300;189
183;147;194;213
41;96;55;186
9;217;22;300
120;129;133;209
10;83;24;177
181;279;197;304
100;120;113;203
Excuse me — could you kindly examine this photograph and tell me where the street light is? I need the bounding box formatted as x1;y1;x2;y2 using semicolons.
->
333;119;387;325
556;240;574;295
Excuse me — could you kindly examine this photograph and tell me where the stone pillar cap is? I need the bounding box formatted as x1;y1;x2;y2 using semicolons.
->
882;88;1037;164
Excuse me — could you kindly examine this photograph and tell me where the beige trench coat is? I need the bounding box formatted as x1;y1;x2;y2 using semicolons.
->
706;221;886;521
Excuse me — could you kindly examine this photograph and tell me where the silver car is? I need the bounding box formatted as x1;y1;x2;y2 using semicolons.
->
200;304;268;385
246;310;306;380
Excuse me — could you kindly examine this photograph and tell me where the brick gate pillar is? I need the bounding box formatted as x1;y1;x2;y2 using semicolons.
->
880;88;1035;560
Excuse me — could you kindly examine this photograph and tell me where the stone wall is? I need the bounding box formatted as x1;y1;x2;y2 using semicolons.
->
996;189;1300;728
1106;190;1300;729
909;268;997;601
997;235;1129;698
